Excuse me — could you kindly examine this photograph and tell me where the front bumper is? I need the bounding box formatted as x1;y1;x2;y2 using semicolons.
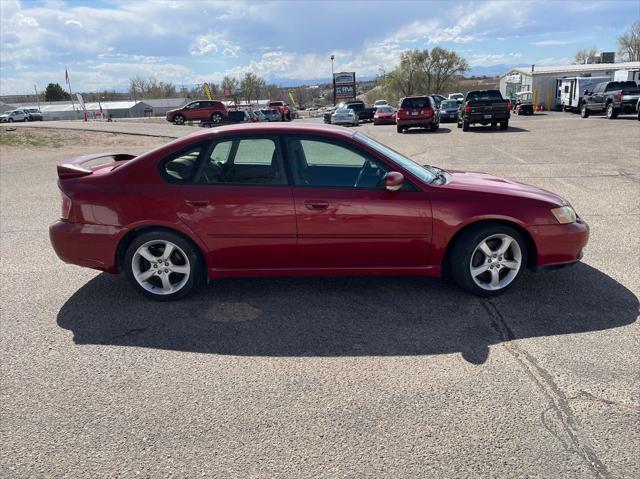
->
49;220;127;273
529;219;589;269
332;118;357;125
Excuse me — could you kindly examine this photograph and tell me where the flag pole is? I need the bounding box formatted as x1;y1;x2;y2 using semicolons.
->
65;65;77;116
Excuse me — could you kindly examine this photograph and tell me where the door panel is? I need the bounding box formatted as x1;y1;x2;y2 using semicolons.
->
293;188;432;267
176;185;297;268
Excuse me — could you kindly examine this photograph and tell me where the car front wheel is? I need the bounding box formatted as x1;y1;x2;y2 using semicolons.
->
124;231;202;301
449;224;526;296
173;114;185;125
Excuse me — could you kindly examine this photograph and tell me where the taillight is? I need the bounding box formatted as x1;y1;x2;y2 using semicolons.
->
465;102;471;113
616;91;622;102
425;107;433;117
61;191;72;219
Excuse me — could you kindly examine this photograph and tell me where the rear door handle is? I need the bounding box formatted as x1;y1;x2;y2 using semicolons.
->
304;200;329;210
185;200;209;207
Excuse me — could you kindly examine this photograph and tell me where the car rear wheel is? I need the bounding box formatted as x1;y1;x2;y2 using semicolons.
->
125;231;202;301
462;121;469;131
8;118;13;123
580;103;589;118
396;125;403;133
173;114;185;125
606;103;619;119
210;113;223;124
450;224;527;296
430;122;439;131
500;120;508;130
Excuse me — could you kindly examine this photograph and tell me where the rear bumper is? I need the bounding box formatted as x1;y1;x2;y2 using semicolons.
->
466;112;510;122
49;220;126;273
397;117;435;127
529;220;589;269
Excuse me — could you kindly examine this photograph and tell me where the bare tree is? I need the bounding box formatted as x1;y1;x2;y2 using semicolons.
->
573;48;598;64
617;21;640;61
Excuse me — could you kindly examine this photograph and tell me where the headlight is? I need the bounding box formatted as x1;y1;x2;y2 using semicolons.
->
551;206;577;224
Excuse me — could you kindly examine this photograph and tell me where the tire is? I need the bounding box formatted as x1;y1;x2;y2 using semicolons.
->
606;103;619;119
462;121;469;131
210;112;223;124
449;224;527;296
430;121;439;132
457;120;462;128
580;103;589;118
173;114;185;125
396;125;403;133
124;230;202;301
8;118;13;123
500;120;508;130
491;121;497;128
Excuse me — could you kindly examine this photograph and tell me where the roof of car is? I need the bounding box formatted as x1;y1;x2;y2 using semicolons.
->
182;122;357;141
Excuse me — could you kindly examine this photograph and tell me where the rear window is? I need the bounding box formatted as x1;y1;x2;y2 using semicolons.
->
377;107;393;113
269;101;283;106
466;91;503;101
400;97;430;109
441;101;459;109
605;81;638;91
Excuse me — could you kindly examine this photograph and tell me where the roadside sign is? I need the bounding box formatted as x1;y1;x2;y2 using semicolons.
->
333;72;356;101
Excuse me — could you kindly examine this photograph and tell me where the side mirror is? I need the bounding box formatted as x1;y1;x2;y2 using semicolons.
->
385;171;404;191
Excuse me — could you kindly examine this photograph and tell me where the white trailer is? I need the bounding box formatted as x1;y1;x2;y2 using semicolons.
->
558;76;611;111
614;69;640;82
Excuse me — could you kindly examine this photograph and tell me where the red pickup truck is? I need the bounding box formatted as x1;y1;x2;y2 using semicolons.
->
267;101;291;121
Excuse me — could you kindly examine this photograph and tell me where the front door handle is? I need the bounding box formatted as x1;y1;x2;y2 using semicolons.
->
185;199;209;207
304;200;329;210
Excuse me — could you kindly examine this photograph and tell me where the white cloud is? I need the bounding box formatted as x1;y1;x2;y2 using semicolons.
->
469;53;523;66
531;39;572;46
64;19;83;28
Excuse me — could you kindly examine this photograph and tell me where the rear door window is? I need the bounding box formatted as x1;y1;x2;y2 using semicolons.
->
162;145;204;182
465;91;503;101
196;138;287;185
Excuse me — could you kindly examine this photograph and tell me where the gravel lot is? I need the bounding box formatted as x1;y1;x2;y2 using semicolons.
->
1;112;638;478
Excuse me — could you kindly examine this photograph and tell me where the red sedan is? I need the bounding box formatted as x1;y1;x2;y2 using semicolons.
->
50;123;589;301
373;106;396;125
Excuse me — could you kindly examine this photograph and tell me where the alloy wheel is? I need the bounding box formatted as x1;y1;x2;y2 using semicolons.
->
131;240;191;295
469;234;522;291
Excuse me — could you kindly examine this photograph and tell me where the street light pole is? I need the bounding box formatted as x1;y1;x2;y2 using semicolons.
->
331;54;335;106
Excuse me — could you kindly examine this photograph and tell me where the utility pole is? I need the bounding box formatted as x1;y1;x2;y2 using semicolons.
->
331;54;335;106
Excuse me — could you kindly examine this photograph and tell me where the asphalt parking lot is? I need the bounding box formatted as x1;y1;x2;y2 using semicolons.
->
1;112;638;478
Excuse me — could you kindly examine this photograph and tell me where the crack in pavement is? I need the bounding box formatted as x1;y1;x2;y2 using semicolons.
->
480;299;611;479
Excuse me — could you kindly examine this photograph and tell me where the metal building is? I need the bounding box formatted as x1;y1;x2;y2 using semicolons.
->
141;98;189;117
9;100;152;120
499;61;640;110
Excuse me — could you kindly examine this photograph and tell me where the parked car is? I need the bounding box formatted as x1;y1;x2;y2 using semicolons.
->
637;98;640;121
438;100;461;122
166;100;228;125
227;110;251;123
431;94;447;107
261;109;281;122
323;107;336;124
331;108;358;126
373;106;396;125
558;76;611;112
267;100;292;121
580;81;640;119
251;110;267;122
0;109;29;122
396;96;439;133
49;123;589;301
341;100;376;122
458;90;510;131
373;99;389;108
23;108;43;121
448;93;464;102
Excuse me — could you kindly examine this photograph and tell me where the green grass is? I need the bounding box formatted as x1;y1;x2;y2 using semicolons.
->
0;130;65;149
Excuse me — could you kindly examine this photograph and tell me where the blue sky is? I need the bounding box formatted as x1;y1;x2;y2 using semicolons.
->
0;0;636;94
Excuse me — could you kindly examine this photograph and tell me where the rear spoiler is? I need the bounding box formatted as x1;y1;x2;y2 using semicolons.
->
57;152;136;179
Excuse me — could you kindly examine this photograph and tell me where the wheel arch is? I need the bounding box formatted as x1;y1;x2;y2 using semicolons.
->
115;224;207;277
441;219;538;277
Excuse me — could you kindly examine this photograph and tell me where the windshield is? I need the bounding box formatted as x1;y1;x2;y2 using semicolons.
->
376;106;393;113
441;100;459;109
354;132;435;184
335;108;352;114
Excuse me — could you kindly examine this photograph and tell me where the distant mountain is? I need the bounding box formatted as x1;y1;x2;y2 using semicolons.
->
467;64;529;77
